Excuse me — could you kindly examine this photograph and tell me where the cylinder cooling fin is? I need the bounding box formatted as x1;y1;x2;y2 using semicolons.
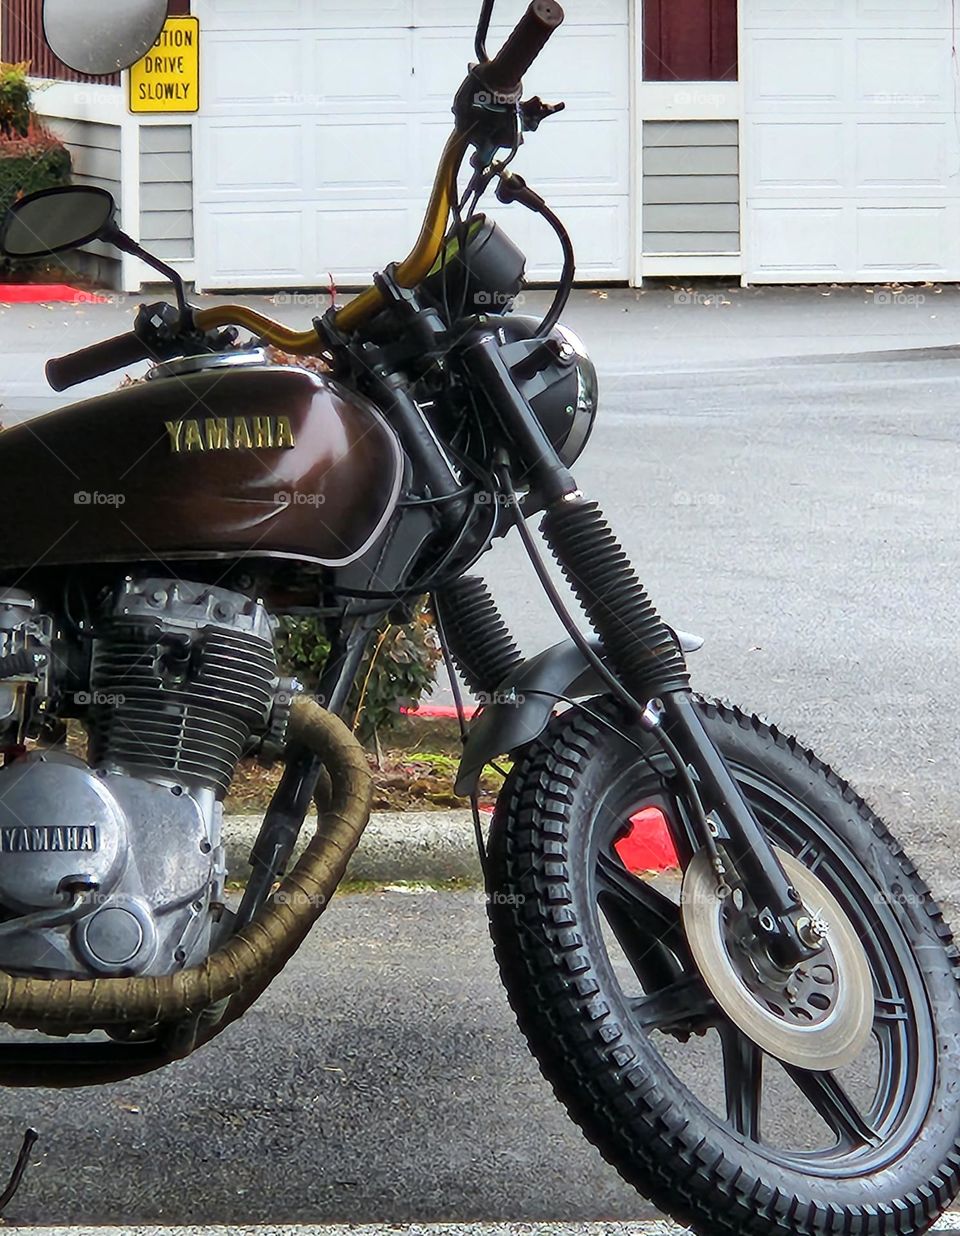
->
89;580;280;797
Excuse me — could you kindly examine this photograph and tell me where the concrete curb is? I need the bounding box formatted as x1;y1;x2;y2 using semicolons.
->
224;807;681;885
224;810;484;885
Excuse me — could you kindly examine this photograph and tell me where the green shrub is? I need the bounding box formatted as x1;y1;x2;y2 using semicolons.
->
0;130;72;214
0;63;30;140
277;605;442;753
0;66;73;275
0;125;72;275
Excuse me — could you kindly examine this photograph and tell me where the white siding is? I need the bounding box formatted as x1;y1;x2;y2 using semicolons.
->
643;121;741;255
140;125;195;261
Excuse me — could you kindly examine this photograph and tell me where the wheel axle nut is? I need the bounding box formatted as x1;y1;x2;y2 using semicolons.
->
798;914;829;947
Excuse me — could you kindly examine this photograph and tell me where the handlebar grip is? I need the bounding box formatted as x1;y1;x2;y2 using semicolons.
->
46;332;156;392
480;0;565;93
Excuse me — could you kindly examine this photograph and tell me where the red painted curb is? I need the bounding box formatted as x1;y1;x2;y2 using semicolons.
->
0;284;108;304
616;806;680;874
402;702;478;720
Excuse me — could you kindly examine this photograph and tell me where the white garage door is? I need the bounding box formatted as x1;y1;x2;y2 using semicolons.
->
194;0;630;290
742;0;960;282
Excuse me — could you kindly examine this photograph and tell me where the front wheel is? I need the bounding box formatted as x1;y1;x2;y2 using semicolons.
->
487;697;960;1236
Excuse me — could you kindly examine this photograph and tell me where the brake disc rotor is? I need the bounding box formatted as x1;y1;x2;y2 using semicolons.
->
680;846;874;1071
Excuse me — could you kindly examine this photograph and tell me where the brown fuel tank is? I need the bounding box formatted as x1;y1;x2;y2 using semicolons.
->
0;359;404;572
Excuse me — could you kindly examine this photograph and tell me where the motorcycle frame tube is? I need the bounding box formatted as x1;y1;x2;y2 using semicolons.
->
234;613;379;931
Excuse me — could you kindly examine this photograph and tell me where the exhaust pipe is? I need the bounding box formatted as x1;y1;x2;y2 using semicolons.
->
0;697;372;1035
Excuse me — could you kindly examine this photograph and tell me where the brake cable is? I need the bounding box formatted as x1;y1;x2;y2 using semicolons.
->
495;171;574;337
0;1128;37;1215
475;0;497;61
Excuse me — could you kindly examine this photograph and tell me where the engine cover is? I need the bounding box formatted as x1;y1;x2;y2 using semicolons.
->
0;751;223;978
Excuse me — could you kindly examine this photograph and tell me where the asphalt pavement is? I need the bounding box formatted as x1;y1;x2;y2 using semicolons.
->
10;1226;960;1236
0;890;653;1226
1;887;958;1233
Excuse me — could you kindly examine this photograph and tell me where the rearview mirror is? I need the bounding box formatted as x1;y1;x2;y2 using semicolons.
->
43;0;170;76
0;186;117;259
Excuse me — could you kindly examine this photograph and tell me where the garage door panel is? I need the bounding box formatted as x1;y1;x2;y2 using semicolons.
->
414;29;482;103
315;121;414;195
484;200;629;280
856;123;948;189
203;208;312;282
210;123;307;195
749;37;845;106
317;206;414;277
205;34;309;111
856;206;952;273
202;0;305;31
510;115;629;194
856;39;949;106
528;29;629;105
748;0;950;24
857;0;947;22
750;206;848;276
315;32;415;108
308;0;414;27
753;122;844;188
744;0;843;23
195;0;630;289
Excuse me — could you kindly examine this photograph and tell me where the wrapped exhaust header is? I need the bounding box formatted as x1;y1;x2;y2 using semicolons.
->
0;696;372;1034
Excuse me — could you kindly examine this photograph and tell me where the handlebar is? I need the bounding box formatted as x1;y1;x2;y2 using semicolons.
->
46;332;156;392
479;0;564;93
337;1;563;332
44;1;564;390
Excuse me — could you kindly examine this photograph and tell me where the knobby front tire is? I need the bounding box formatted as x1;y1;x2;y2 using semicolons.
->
487;697;960;1236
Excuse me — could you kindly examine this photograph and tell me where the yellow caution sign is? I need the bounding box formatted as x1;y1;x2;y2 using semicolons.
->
129;16;200;114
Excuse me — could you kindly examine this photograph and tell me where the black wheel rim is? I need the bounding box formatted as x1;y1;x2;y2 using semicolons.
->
586;752;936;1179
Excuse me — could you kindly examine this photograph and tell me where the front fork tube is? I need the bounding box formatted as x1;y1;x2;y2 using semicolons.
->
463;328;818;968
536;492;819;968
658;691;818;968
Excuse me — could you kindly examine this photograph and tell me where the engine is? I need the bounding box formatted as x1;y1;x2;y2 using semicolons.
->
0;578;292;981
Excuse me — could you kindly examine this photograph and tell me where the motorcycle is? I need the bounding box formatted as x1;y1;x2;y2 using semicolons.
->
1;1;959;1232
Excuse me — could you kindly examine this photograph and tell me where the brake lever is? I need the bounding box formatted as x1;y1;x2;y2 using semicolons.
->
520;96;565;131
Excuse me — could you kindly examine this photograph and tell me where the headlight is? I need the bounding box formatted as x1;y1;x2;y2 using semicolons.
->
495;315;599;468
550;323;599;467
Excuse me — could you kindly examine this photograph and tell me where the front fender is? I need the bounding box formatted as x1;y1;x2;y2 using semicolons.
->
454;629;704;796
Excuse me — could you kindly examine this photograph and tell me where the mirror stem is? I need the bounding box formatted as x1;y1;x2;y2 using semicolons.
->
102;222;192;327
